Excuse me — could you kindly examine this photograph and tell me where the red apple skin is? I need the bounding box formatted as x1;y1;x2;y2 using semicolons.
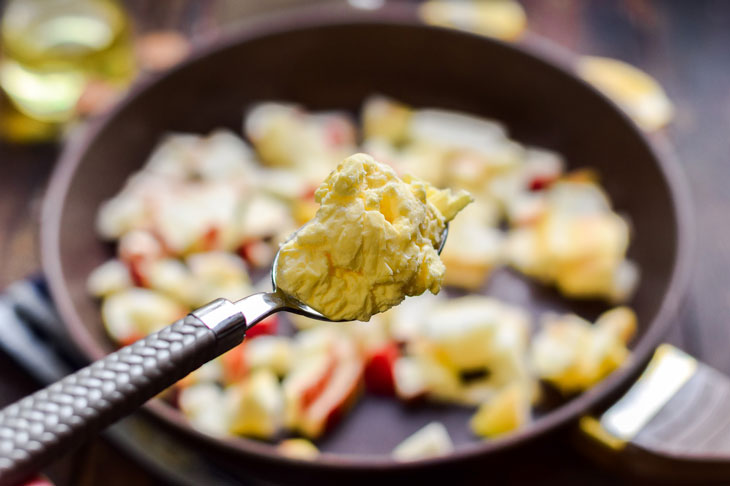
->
245;315;278;339
222;342;248;384
323;374;363;433
364;342;399;396
299;353;337;410
200;226;221;251
528;174;558;192
306;359;364;437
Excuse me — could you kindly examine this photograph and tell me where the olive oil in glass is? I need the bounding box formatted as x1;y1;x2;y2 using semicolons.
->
0;0;135;137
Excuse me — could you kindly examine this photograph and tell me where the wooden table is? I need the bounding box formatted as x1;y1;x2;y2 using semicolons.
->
1;1;729;484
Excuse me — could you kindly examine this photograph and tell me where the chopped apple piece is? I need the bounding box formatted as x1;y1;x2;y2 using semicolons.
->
101;288;186;342
595;306;637;344
392;422;454;461
393;356;429;402
470;383;530;438
386;293;442;343
245;314;279;339
296;336;364;438
186;251;252;305
228;369;285;439
178;383;230;437
530;311;632;394
364;342;400;396
96;192;146;240
118;229;165;286
440;222;503;290
361;95;413;145
87;259;133;297
238;193;294;241
283;352;336;430
243;334;292;377
277;438;320;460
422;296;529;371
144;258;197;306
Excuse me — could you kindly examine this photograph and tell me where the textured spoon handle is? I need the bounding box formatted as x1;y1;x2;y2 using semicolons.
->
0;309;236;486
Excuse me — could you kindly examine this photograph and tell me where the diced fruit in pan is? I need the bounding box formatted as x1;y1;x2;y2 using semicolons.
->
578;56;674;131
221;333;291;384
96;192;147;240
228;369;285;439
284;330;364;438
387;293;442;343
364;342;400;396
277;438;320;460
361;95;413;145
178;360;223;389
291;196;320;227
409;109;507;153
185;251;252;306
421;296;529;371
239;239;276;269
178;383;230;437
393;354;462;404
238;193;294;241
242;334;292;376
530;309;634;394
101;288;186;343
343;314;390;355
194;129;259;180
144;258;197;306
470;383;531;438
87;259;133;297
393;356;429;402
440;214;503;290
151;182;241;254
222;343;248;384
144;129;257;181
244;315;279;339
245;102;356;183
505;178;638;303
91;98;647;444
117;230;165;286
595;306;637;344
392;422;454;461
283;353;335;428
283;332;338;428
256;168;311;203
297;355;363;438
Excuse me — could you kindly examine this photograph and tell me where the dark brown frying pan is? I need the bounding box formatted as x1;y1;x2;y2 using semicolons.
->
3;4;693;485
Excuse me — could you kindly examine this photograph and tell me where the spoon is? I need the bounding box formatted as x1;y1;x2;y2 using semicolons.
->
0;225;448;484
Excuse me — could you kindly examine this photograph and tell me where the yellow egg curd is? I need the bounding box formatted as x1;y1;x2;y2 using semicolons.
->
275;153;472;321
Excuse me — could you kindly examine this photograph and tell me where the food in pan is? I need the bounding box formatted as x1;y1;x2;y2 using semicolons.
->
88;96;639;451
275;153;471;322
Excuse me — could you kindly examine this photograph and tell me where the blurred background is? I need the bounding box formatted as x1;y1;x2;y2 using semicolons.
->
0;0;729;484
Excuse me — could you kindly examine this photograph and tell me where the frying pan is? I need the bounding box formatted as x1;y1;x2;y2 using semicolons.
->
35;4;692;483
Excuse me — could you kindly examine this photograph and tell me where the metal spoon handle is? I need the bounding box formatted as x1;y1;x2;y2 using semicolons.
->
0;299;247;486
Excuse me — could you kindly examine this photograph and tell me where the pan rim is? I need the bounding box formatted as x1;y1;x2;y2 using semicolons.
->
41;3;695;471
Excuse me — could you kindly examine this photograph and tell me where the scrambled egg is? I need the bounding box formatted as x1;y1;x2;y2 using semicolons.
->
275;153;472;321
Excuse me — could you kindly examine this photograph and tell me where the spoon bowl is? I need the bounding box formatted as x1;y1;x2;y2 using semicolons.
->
247;223;450;325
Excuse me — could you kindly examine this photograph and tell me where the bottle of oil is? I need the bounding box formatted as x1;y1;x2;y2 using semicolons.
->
0;0;135;141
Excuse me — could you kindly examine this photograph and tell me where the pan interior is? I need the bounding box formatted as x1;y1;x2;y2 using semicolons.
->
45;20;684;460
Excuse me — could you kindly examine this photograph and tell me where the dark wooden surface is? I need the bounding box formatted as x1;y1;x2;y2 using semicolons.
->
0;0;729;484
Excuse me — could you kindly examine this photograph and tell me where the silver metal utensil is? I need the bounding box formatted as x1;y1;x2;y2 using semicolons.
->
0;225;447;485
